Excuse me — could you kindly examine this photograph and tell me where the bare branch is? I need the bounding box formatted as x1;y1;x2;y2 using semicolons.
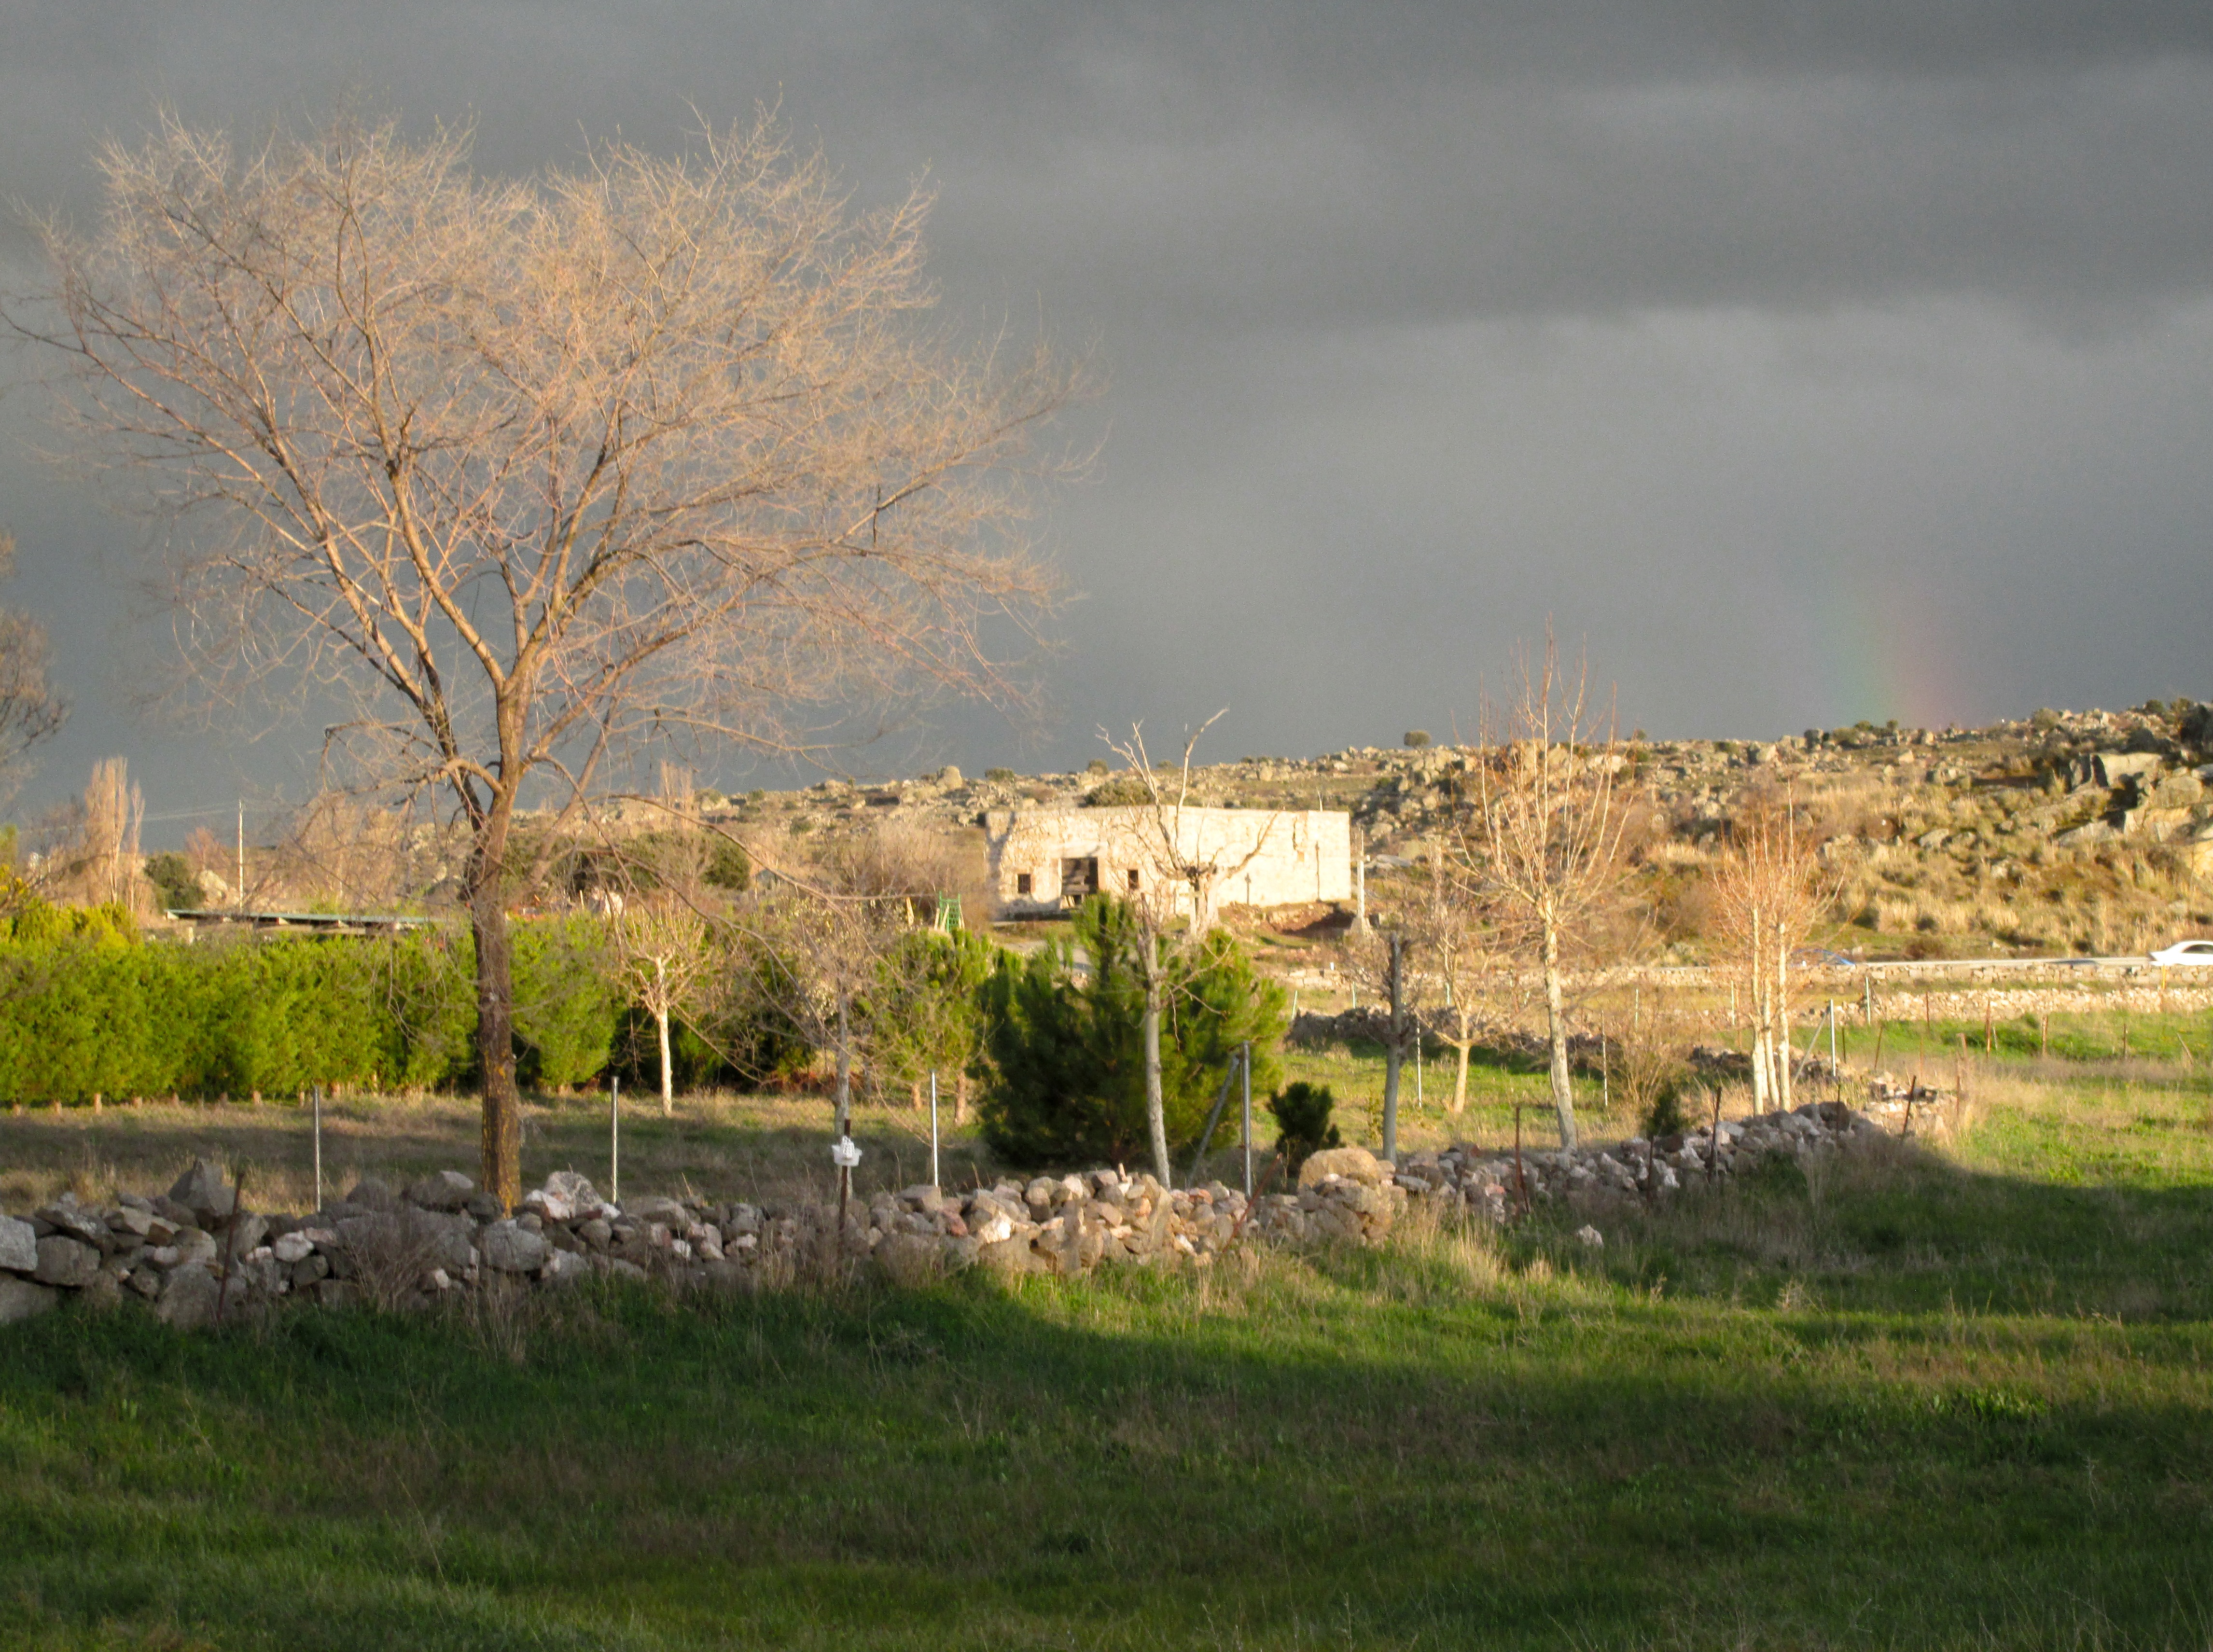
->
5;106;1079;1206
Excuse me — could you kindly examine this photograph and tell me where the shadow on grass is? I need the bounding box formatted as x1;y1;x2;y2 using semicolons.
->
3;1233;2212;1652
1538;1137;2213;1324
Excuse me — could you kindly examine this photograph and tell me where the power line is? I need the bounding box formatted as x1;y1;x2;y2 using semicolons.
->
139;805;245;823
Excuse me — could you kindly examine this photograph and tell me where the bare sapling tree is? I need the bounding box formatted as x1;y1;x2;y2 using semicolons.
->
612;897;711;1114
0;534;68;809
1100;712;1282;1185
1457;631;1628;1149
12;109;1075;1206
1599;981;1694;1137
1710;792;1827;1112
1334;918;1421;1161
1410;861;1526;1116
744;825;950;1144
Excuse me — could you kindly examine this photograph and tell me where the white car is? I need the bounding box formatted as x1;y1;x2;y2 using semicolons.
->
2149;939;2213;966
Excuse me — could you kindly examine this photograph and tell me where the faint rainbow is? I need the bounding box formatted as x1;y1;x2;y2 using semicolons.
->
1803;563;1960;732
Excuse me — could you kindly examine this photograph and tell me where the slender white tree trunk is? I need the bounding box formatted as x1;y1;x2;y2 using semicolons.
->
1746;902;1770;1111
1543;917;1576;1148
1143;961;1170;1186
1774;920;1794;1111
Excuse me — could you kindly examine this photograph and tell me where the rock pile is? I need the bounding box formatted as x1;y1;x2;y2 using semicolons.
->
1;1102;1893;1329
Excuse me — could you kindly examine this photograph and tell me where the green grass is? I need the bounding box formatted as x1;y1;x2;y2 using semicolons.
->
5;1198;2210;1650
6;1027;2213;1648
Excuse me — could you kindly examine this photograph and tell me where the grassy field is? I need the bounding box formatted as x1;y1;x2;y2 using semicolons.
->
5;1019;2213;1649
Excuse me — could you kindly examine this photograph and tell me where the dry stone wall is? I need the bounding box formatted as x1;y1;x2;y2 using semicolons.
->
0;1100;1896;1327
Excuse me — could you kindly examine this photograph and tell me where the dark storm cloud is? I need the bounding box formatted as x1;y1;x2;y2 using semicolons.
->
4;2;2213;819
14;1;2213;320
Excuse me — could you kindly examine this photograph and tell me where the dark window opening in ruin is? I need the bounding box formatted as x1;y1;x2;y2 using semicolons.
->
1016;872;1033;896
1127;868;1141;890
1060;856;1099;904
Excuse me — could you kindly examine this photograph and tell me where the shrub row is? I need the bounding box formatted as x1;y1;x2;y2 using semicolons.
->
0;915;671;1104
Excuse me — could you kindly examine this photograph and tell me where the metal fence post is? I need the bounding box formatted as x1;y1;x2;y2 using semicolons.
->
1240;1041;1253;1201
1185;1048;1245;1189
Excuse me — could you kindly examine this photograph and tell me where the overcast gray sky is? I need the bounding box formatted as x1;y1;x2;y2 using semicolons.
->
5;2;2212;836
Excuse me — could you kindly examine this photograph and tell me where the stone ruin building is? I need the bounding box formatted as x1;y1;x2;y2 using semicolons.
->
983;805;1353;917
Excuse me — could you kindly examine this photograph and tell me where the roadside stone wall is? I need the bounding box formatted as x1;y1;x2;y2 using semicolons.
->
0;1101;1895;1327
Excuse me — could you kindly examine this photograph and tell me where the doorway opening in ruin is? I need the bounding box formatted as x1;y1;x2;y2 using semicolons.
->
1059;856;1099;906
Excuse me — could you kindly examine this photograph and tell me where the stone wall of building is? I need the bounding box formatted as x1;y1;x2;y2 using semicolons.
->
983;805;1352;916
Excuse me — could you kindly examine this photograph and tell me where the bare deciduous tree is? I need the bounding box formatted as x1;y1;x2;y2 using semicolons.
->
612;898;711;1114
1456;632;1628;1149
1332;918;1422;1160
1597;982;1695;1137
1410;861;1526;1117
753;826;952;1143
12;110;1075;1206
0;534;68;806
1710;792;1827;1112
41;757;147;912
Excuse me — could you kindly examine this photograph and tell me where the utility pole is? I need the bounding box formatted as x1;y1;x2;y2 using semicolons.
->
236;800;245;909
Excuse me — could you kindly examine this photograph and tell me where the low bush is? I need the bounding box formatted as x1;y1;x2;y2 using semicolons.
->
1269;1080;1341;1174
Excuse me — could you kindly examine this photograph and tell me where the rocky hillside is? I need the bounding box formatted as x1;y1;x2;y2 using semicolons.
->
715;701;2213;958
138;700;2213;958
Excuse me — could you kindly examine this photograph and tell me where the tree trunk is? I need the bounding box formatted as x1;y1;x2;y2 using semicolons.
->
1747;901;1770;1111
1774;921;1794;1111
1542;918;1576;1148
470;836;523;1213
1381;932;1405;1163
1142;959;1169;1186
955;1071;970;1124
1451;1038;1472;1115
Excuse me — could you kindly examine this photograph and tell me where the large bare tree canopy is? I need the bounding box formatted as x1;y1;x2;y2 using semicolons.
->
10;109;1075;1205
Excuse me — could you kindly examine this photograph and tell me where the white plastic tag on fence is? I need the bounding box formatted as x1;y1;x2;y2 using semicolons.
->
831;1136;862;1168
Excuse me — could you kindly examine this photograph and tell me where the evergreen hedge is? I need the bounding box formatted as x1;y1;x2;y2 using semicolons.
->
0;907;632;1103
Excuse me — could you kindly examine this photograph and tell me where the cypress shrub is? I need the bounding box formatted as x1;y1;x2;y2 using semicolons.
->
1267;1082;1342;1177
977;896;1287;1168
